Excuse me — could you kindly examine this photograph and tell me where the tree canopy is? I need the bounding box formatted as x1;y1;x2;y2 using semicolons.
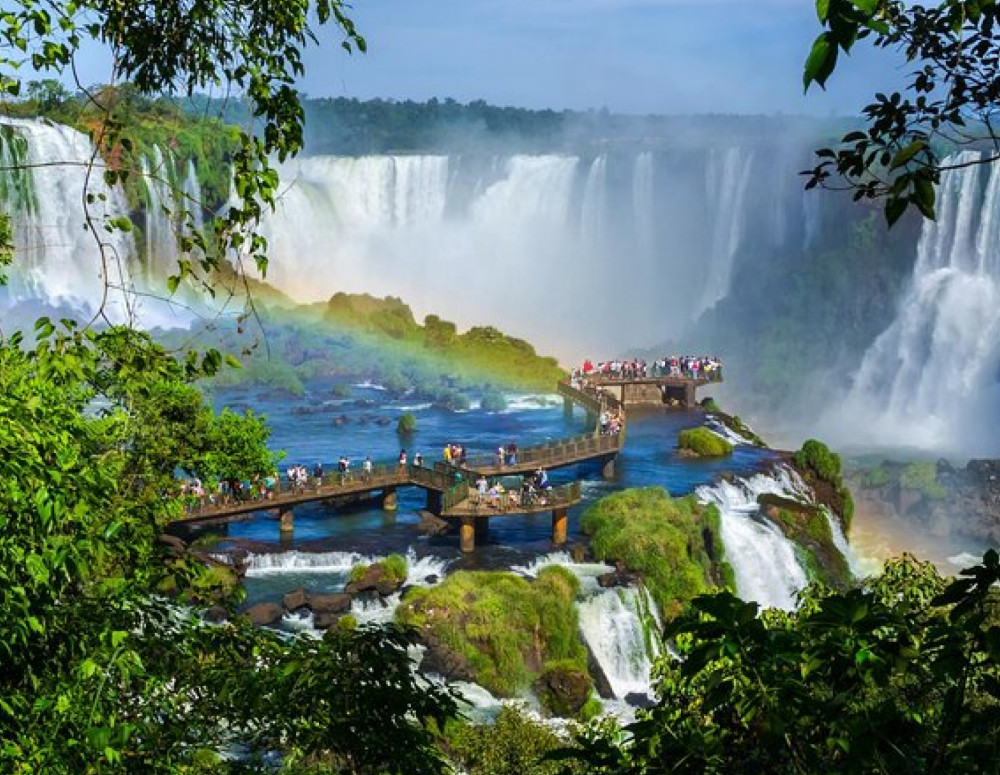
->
805;0;1000;225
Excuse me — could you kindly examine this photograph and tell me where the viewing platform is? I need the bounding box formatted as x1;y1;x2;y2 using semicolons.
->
169;379;624;552
582;372;720;408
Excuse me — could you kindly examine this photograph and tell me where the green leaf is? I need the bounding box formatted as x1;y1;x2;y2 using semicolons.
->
890;140;925;169
803;33;838;90
816;0;831;21
885;196;908;226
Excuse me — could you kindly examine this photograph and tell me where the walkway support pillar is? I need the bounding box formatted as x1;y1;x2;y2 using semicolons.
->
382;487;398;512
551;508;568;546
279;506;294;535
602;454;616;480
460;516;476;553
685;382;696;409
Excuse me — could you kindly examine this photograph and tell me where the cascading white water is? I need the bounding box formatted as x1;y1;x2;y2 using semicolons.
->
580;154;608;250
0;118;137;314
142;146;180;278
632;151;656;272
696;467;809;610
577;586;661;701
514;552;661;702
831;153;1000;453
695;147;754;317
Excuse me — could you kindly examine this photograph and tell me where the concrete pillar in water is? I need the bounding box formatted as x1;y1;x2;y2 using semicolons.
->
382;487;398;512
685;382;696;409
279;506;294;535
551;508;568;546
460;516;476;553
602;455;616;479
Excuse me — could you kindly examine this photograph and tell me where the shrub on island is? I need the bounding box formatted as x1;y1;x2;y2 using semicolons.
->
396;567;591;711
678;427;733;458
580;487;732;618
397;412;417;435
480;389;508;412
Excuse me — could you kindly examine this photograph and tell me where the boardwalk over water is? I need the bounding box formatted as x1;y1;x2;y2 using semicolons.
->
171;374;713;551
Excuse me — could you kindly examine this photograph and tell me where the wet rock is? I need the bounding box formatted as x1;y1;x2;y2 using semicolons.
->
424;574;440;585
585;643;615;700
375;417;392;426
418;633;476;683
416;510;450;536
345;563;404;596
313;611;341;630
244;602;283;627
308;592;352;614
283;587;309;612
569;542;592;563
624;692;656;709
597;569;642;588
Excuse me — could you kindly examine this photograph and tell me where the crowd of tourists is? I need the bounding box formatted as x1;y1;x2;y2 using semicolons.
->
473;466;552;510
574;355;723;382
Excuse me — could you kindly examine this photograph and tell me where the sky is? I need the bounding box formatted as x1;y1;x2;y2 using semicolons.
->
292;0;901;116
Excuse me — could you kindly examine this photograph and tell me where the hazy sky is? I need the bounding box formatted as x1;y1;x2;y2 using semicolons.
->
295;0;900;115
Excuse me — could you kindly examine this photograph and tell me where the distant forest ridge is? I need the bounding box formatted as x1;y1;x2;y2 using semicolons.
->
187;95;858;156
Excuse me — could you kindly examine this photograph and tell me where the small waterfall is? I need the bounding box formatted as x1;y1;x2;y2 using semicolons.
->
580;154;608;248
632;151;656;270
577;586;661;701
824;509;862;579
142;146;179;278
514;553;661;702
833;153;1000;453
695;147;754;317
696;467;809;610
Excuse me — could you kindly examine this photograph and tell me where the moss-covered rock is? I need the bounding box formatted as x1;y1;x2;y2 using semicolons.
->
790;439;854;530
757;494;851;588
346;554;408;595
580;487;731;618
396;567;589;698
678;427;733;458
533;660;592;718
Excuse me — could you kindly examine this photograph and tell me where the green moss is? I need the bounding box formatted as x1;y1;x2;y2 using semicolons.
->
337;614;358;631
350;554;408;585
900;461;948;500
793;439;841;481
578;695;603;722
864;465;892;488
757;494;851;588
580;488;727;618
791;438;854;531
446;705;575;775
678;427;733;458
396;568;587;697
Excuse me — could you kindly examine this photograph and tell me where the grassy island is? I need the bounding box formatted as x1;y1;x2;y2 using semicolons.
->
678;427;733;458
580;488;732;618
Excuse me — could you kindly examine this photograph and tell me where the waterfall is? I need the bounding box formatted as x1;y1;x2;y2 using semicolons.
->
695;147;754;317
832;153;1000;453
577;586;661;701
142;146;179;278
632;151;656;269
696;467;809;610
0;118;137;314
580;154;608;248
514;553;661;702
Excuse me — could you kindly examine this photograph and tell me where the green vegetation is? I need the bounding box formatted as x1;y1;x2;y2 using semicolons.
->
564;552;1000;774
397;567;589;704
757;494;851;587
164;294;567;400
0;323;457;775
481;389;508;412
580;488;731;617
397;412;418;435
349;554;409;585
900;461;949;500
678;427;733;458
791;438;855;529
446;705;584;775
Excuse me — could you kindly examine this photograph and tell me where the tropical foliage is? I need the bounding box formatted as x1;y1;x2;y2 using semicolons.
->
565;552;1000;774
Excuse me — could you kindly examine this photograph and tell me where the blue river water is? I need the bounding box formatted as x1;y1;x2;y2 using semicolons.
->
183;379;778;606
